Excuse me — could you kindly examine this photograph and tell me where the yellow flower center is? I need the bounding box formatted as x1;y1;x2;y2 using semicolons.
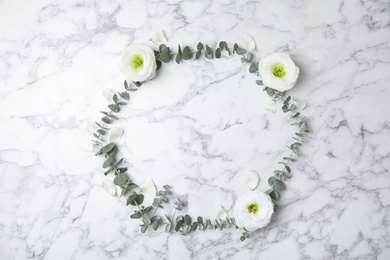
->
131;55;144;70
272;64;286;78
247;203;260;214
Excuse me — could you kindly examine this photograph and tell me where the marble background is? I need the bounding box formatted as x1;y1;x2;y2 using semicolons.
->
0;0;389;259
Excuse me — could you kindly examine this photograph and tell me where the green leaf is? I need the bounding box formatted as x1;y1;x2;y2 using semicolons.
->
108;104;120;113
159;44;167;52
247;52;253;62
269;177;286;191
103;155;114;168
107;114;119;120
255;80;263;85
127;192;144;206
236;48;246;55
130;212;142;219
205;45;213;59
101;116;111;124
195;50;201;60
101;142;116;154
269;190;280;201
134;194;144;206
141;224;149;234
191;222;198;232
156;60;162;71
233;43;239;51
96;122;109;130
124;80;129;90
292;112;300;118
113;94;118;103
143;206;153;213
249;62;258;73
177;44;182;56
114;173;129;186
159;45;171;63
175;53;181;64
219;41;228;51
134;81;142;87
182;46;192;60
215;48;221;59
151;216;161;231
175;220;184;232
119;92;130;100
283;157;296;162
165;224;172;232
184;214;192;225
103;168;113;176
197;216;203;225
96;129;106;135
197;42;204;51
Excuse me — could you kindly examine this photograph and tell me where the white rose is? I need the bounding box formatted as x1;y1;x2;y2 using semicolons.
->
119;44;157;83
258;53;300;92
233;191;274;231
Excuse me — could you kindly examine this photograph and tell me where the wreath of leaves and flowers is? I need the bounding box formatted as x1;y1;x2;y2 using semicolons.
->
92;31;309;241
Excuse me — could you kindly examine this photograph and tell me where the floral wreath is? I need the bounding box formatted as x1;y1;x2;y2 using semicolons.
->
92;31;308;241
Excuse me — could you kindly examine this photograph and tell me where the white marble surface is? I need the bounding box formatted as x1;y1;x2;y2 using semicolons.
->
1;0;390;259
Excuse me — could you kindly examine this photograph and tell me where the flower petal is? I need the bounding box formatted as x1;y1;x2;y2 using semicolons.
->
102;180;117;196
264;96;277;113
242;34;256;52
109;128;123;144
241;170;260;191
103;88;116;104
140;179;157;196
149;30;167;43
291;96;306;110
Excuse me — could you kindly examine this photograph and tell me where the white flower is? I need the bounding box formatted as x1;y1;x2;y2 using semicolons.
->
264;96;277;113
109;127;123;144
102;180;117;196
140;179;157;196
119;44;157;83
149;30;167;43
242;34;256;52
258;53;300;92
103;88;116;104
233;191;274;231
241;170;259;191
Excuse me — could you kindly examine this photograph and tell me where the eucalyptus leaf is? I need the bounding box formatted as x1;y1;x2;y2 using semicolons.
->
101;142;116;154
96;129;106;135
175;220;184;232
205;45;213;59
269;190;280;201
141;224;149;234
108;104;120;113
184;214;192;225
130;212;142;219
103;155;114;168
197;42;203;51
114;173;129;186
215;48;221;59
101;116;111;124
195;50;201;60
249;62;258;73
182;46;192;60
